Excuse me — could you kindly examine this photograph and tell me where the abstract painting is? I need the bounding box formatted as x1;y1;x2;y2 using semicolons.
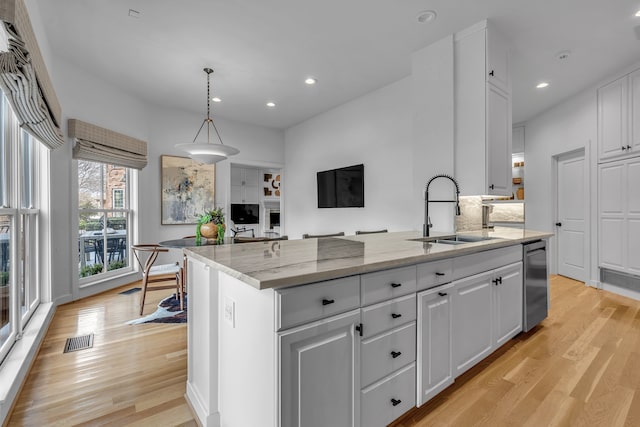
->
161;155;215;224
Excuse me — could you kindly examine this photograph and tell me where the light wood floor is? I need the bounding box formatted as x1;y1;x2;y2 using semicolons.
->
6;276;640;426
6;282;196;427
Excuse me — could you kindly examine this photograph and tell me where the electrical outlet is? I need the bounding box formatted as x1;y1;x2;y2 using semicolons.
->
224;296;235;328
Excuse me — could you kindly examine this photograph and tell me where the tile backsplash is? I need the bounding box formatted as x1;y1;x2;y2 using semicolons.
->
455;196;525;231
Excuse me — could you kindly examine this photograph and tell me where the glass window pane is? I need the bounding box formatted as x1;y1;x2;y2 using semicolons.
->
78;160;104;209
0;96;7;208
20;130;33;208
0;215;11;347
107;165;127;209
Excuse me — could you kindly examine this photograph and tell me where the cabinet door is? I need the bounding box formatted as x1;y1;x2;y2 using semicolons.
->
279;310;360;427
452;271;493;377
493;262;523;347
487;84;511;196
486;25;510;94
599;162;626;271
598;76;628;161
243;168;260;203
417;283;454;406
629;70;640;153
626;158;640;274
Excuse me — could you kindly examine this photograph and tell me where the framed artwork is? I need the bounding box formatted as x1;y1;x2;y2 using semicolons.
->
161;155;215;224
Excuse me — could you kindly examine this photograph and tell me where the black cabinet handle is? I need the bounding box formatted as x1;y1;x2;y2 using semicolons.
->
322;299;335;306
492;278;499;286
390;282;402;288
489;184;495;190
391;398;402;406
391;351;402;358
492;277;503;286
498;277;502;284
555;222;562;227
391;313;402;319
627;145;632;150
622;146;627;150
438;292;448;297
489;70;495;76
435;272;445;276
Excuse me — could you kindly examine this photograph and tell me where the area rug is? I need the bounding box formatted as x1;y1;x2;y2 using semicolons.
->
127;293;187;324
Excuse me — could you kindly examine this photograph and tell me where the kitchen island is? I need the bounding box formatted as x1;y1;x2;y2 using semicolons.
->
183;228;552;427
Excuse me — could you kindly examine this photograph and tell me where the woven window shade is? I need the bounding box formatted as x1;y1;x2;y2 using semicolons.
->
0;0;63;149
69;119;148;170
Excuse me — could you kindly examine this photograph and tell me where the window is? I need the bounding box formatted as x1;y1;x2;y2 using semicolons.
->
78;161;132;280
0;93;42;363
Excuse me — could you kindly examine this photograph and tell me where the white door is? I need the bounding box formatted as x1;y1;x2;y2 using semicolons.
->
493;262;523;347
599;161;626;272
416;283;454;406
452;271;493;377
486;84;511;196
279;310;360;427
556;150;587;281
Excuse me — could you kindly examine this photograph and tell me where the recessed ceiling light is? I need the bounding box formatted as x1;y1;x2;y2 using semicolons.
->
305;77;317;85
266;102;276;108
128;9;140;18
635;9;640;17
416;10;437;24
211;97;221;103
536;82;549;89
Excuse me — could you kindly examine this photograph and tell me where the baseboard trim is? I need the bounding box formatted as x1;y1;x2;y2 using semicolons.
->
186;381;220;427
0;302;56;425
601;282;640;302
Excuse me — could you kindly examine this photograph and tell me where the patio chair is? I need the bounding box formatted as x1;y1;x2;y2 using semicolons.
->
131;244;183;316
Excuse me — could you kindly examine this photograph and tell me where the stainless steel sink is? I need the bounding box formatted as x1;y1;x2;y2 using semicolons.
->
409;234;498;245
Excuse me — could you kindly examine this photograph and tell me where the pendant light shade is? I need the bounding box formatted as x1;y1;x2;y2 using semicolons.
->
176;68;239;164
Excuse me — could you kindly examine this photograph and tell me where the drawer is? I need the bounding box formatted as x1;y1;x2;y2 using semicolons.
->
361;363;416;427
452;245;522;281
361;322;416;387
276;275;360;330
417;258;453;291
361;265;417;306
361;294;416;338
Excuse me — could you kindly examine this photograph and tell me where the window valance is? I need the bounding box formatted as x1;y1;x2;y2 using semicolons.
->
69;119;148;170
0;0;63;149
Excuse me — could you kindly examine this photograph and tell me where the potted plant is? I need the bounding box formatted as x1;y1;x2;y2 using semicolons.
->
196;207;225;242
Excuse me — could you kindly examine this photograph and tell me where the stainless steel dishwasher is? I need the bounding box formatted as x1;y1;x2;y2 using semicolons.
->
523;240;548;332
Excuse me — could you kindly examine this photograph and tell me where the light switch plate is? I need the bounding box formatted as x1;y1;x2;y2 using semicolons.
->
224;296;235;328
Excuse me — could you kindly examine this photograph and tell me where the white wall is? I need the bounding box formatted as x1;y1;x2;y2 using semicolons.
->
524;89;595;278
44;56;285;301
284;77;414;238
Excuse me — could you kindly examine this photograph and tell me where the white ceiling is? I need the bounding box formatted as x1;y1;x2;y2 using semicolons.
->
35;0;640;130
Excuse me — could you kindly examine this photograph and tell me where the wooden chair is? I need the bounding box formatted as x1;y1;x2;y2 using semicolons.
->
131;244;183;315
302;232;345;239
355;229;388;235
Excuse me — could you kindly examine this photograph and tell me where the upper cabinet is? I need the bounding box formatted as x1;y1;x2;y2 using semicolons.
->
230;165;259;204
598;69;640;162
455;21;512;196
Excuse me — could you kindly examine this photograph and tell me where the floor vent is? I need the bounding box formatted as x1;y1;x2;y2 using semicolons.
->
119;287;141;295
63;334;94;353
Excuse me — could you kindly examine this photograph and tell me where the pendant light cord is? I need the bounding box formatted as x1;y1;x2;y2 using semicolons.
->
192;68;225;145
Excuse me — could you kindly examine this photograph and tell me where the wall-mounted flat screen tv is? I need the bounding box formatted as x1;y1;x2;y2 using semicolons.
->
231;203;259;224
317;164;364;208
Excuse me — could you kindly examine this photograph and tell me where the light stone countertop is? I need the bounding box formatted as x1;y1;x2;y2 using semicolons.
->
184;227;553;290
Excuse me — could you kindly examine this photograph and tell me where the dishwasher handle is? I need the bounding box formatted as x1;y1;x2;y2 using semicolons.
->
526;248;546;257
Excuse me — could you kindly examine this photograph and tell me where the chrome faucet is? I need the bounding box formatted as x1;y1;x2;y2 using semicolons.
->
424;174;461;237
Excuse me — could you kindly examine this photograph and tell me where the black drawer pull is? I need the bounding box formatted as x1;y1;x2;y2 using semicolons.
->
390;282;402;288
438;292;448;297
390;351;402;359
391;398;402;406
322;299;335;306
391;313;402;319
435;272;445;276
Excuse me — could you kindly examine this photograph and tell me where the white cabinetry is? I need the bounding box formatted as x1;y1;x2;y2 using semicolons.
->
416;283;454;406
279;310;361;427
599;157;640;275
230;166;259;203
492;262;524;347
455;21;512;196
598;69;640;162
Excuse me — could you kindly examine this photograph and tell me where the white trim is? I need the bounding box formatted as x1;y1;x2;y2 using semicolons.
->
0;302;55;425
600;282;640;301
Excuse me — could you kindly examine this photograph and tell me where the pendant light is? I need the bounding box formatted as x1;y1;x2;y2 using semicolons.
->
176;68;239;164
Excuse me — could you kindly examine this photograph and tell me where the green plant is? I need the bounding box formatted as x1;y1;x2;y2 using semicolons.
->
108;260;127;271
195;207;225;242
0;271;9;286
80;264;104;277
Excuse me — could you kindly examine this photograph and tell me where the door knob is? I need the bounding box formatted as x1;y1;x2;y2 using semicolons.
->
555;222;562;227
